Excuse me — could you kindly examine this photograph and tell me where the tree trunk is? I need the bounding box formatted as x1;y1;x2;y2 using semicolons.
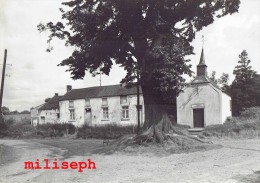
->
134;84;176;144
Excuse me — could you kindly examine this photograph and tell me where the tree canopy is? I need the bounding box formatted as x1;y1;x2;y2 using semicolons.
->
38;0;240;95
38;0;240;143
231;50;257;116
209;71;230;94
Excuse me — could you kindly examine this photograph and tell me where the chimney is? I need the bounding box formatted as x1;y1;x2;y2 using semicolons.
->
66;85;72;92
55;93;58;96
197;48;207;76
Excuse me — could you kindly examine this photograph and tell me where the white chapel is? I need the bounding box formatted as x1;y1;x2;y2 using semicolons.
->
177;49;231;128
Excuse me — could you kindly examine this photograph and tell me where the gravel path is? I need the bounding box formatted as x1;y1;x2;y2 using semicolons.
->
0;139;259;183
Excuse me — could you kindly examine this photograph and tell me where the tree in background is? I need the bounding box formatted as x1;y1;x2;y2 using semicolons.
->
231;50;257;116
20;110;30;114
45;98;51;103
209;71;218;84
1;106;10;115
38;0;240;143
209;71;230;95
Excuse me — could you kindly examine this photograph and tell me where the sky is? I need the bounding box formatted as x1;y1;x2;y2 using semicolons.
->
0;0;259;112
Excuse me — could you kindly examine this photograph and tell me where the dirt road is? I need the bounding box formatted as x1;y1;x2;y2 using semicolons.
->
0;139;259;183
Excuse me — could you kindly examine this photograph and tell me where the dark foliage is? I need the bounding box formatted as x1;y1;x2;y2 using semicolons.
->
38;0;240;143
77;124;137;139
38;0;240;97
36;123;76;138
231;50;258;116
0;118;76;139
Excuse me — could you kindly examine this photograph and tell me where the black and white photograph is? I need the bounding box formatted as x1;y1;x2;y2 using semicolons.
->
0;0;260;182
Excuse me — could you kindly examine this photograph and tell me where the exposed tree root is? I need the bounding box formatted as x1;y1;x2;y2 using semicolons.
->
132;112;210;145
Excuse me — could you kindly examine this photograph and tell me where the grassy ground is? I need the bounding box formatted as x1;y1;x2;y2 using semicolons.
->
0;144;20;165
202;107;260;138
235;171;260;183
28;138;104;158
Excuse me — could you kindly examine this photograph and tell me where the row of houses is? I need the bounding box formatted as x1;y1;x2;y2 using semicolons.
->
31;48;232;128
31;84;144;127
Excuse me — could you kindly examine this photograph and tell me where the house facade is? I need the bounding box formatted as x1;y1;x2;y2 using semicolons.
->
59;85;144;127
177;49;232;128
30;104;44;126
31;93;62;126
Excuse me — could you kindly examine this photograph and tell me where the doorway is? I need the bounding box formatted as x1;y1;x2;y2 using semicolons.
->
84;108;92;125
193;108;204;128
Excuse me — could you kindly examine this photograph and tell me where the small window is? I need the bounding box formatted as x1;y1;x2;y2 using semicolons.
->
85;98;90;107
69;109;75;120
57;113;60;119
41;116;45;123
69;101;74;108
102;107;109;119
122;106;129;119
120;96;127;104
102;98;108;106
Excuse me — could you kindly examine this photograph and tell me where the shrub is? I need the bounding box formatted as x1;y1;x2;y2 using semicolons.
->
203;107;260;138
77;124;137;139
36;123;76;138
0;118;76;138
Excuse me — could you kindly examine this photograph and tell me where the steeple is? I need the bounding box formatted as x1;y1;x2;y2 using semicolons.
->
197;48;207;76
199;48;205;65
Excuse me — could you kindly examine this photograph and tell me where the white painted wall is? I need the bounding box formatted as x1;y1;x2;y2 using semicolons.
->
30;105;43;126
177;83;222;127
38;109;60;124
221;92;232;122
59;94;145;127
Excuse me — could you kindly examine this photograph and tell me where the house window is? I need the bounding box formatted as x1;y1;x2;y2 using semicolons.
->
41;116;45;123
85;98;90;107
69;101;74;108
102;98;108;106
57;113;60;119
102;107;109;119
122;106;129;120
120;96;127;104
69;109;75;120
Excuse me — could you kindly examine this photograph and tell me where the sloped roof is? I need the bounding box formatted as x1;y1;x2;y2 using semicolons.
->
39;95;63;111
190;75;220;90
61;84;142;101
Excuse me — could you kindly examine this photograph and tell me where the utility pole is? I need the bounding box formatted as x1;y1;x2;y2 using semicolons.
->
0;49;7;123
0;50;7;111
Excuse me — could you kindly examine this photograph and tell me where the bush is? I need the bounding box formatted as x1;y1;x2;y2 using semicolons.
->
77;124;137;139
202;107;260;138
36;123;76;138
0;118;76;139
239;107;260;119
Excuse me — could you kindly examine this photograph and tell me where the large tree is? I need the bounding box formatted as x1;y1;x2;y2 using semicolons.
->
38;0;240;143
231;50;257;116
